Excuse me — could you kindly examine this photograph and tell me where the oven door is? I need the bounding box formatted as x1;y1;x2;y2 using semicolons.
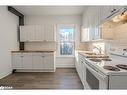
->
84;63;108;89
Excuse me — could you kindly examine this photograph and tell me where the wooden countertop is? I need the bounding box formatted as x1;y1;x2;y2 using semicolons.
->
12;50;56;53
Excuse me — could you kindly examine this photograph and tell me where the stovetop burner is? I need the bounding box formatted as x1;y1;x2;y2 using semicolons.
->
116;64;127;70
103;66;120;71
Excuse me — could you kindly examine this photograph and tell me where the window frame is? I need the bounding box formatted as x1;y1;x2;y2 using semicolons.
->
56;24;75;57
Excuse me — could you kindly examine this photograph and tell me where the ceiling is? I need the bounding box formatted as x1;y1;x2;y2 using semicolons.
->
13;6;86;16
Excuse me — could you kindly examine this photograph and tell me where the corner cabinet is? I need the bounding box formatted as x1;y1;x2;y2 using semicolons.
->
20;25;56;42
12;52;56;72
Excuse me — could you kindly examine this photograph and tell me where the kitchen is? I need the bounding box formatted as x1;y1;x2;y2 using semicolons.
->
0;6;127;90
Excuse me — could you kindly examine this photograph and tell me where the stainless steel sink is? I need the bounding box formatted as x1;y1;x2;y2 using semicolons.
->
89;58;102;62
89;58;112;62
85;53;97;55
101;58;112;61
86;55;109;58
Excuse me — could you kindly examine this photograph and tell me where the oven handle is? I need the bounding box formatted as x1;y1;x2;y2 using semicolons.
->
84;62;107;80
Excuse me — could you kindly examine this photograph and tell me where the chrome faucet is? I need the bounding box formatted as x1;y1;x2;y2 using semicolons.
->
93;46;102;54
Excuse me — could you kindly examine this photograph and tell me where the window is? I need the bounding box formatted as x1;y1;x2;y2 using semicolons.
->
57;25;75;57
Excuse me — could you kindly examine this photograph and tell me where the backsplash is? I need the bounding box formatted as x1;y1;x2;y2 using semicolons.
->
108;22;127;55
24;42;57;51
89;22;127;55
24;42;88;51
90;41;105;54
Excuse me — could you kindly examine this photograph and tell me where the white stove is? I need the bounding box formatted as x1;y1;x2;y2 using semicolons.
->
85;54;127;76
78;51;127;89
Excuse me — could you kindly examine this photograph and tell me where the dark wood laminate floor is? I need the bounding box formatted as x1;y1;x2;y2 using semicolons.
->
0;68;83;89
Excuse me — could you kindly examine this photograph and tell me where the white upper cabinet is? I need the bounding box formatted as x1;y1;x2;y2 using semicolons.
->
20;24;56;42
81;6;124;41
35;25;45;41
44;25;56;41
100;6;111;21
81;27;93;42
20;25;35;42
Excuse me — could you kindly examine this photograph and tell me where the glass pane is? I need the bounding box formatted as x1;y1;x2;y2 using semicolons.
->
60;42;74;55
60;28;74;42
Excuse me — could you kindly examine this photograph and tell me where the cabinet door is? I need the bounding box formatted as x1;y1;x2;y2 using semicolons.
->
44;53;54;69
12;53;23;69
26;25;35;41
20;25;35;42
22;53;33;69
81;60;86;85
35;25;44;41
81;27;90;42
95;7;101;25
93;26;101;40
44;25;55;41
32;53;44;69
20;26;28;42
78;54;82;79
100;6;111;21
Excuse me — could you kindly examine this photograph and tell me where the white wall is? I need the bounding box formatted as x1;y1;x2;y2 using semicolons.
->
0;6;19;79
24;15;87;68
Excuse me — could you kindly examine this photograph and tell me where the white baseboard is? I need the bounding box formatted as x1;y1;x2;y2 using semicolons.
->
15;69;56;72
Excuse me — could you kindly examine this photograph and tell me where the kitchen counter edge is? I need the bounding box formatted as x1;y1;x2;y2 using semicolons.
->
11;50;56;53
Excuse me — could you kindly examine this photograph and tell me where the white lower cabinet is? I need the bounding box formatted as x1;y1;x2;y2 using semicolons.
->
12;52;55;72
75;53;86;89
44;53;54;69
22;53;33;69
32;53;44;69
12;53;23;69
